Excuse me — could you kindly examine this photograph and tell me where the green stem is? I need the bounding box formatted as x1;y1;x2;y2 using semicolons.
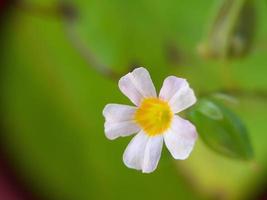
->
221;0;247;59
63;22;121;80
14;1;132;80
200;88;267;101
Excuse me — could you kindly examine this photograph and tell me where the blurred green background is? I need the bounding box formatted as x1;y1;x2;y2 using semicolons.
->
0;0;267;199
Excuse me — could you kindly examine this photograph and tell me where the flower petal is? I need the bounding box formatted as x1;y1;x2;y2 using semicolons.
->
159;76;196;113
119;67;157;106
142;135;163;173
123;131;163;173
164;115;197;160
123;131;149;170
103;104;140;140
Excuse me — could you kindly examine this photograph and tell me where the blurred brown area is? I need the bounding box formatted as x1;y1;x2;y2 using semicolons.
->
0;150;36;200
1;2;35;199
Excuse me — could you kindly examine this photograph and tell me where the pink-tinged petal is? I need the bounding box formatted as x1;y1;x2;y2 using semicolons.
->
119;67;157;106
159;76;196;113
164;115;197;160
142;135;163;173
123;131;149;170
103;104;137;122
103;104;140;140
123;131;163;173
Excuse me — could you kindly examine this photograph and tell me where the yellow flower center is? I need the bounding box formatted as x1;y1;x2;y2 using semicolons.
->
134;98;173;136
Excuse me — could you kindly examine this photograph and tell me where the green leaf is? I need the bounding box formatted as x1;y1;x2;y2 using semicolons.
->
189;98;253;160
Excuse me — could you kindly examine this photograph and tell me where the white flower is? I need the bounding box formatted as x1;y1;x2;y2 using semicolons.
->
103;67;198;173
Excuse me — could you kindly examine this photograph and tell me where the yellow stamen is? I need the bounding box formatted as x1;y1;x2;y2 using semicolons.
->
134;98;173;136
